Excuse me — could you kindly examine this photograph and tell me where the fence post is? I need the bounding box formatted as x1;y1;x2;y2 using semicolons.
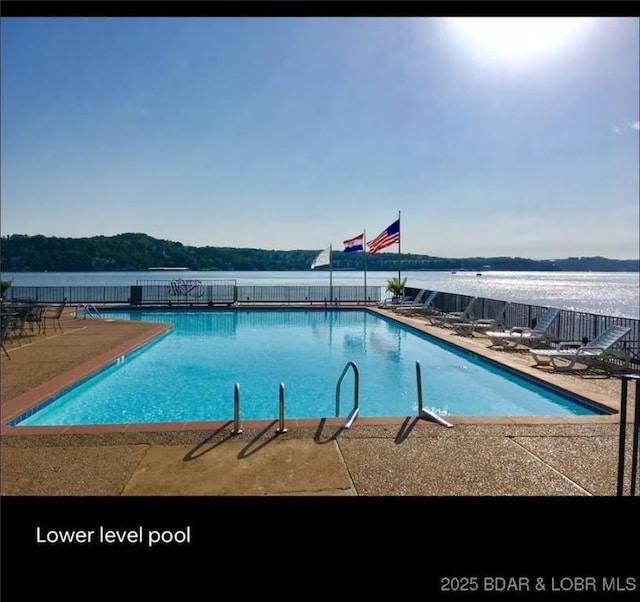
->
130;286;142;306
617;374;640;496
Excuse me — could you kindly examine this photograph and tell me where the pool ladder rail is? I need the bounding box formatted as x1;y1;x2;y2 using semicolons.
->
231;382;287;435
75;303;105;319
335;361;360;428
416;360;453;428
232;383;242;435
230;360;451;435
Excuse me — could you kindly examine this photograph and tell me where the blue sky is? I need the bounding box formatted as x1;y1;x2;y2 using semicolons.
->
1;16;638;259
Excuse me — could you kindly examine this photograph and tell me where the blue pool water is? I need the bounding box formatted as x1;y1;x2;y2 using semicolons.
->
14;310;607;426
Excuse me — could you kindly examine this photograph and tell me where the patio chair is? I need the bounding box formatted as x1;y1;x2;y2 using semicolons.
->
529;325;631;373
42;300;67;334
424;296;478;327
23;304;46;334
486;307;560;349
1;312;20;358
452;302;511;337
6;303;35;342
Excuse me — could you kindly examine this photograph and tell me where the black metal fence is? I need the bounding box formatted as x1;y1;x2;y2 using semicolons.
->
404;287;640;368
7;282;382;306
136;278;237;305
236;285;380;304
7;286;131;304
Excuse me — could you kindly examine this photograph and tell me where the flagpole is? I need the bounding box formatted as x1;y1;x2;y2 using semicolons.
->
397;210;402;292
363;229;367;303
329;243;333;304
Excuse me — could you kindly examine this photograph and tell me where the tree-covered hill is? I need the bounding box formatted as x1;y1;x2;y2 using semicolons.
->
0;233;638;272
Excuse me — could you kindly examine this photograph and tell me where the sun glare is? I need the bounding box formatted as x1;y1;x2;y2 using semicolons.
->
448;17;590;66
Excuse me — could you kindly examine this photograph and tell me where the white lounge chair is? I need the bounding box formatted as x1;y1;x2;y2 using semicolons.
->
452;302;511;336
529;325;631;373
378;288;426;309
486;307;560;349
393;290;439;314
425;296;478;327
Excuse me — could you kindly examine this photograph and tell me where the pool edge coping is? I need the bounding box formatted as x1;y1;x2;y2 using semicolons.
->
1;321;172;434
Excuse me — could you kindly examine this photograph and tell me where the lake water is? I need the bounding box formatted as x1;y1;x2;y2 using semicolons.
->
2;270;638;318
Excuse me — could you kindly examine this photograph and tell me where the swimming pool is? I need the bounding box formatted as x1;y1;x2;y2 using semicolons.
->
12;309;608;426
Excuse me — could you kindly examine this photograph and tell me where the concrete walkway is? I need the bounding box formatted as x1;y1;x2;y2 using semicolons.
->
2;421;637;496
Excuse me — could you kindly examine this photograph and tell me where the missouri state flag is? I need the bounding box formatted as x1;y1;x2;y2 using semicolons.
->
343;233;364;253
368;219;400;255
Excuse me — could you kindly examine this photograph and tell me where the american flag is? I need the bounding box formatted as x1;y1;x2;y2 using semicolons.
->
367;219;400;255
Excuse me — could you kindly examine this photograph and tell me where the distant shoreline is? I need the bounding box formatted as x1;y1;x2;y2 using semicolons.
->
2;268;640;274
1;234;638;273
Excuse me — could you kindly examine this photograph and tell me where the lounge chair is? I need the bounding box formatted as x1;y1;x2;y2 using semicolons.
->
425;296;478;327
529;325;631;373
393;290;439;314
486;307;560;349
378;289;426;309
452;302;511;336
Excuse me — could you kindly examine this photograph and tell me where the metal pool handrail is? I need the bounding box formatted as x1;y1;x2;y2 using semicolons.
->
74;303;104;320
277;382;287;433
232;383;242;435
231;382;287;435
335;361;360;428
416;360;453;428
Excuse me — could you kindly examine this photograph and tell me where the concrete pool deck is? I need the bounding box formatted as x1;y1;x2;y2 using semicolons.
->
1;308;638;496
